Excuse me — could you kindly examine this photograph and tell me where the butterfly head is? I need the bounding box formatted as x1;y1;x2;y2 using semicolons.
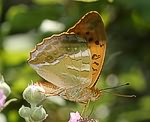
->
90;88;101;101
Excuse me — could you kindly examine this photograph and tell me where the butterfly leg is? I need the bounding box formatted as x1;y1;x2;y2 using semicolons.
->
38;88;65;97
81;100;90;117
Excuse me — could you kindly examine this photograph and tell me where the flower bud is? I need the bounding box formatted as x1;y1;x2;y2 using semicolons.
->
19;105;31;118
0;74;11;97
23;84;46;105
31;106;48;121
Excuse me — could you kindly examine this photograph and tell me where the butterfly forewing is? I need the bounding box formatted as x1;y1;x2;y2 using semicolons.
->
67;11;106;87
28;33;92;88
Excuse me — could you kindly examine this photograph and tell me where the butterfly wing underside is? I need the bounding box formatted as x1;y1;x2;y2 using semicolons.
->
28;11;106;92
67;11;106;88
28;33;92;88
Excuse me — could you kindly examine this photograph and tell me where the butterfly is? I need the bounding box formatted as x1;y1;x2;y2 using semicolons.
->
28;11;106;104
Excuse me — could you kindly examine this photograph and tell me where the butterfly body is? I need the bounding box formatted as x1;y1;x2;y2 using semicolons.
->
36;81;101;103
28;11;106;103
61;87;100;103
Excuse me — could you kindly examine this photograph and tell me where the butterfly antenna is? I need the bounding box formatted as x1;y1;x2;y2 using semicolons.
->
100;83;130;91
107;93;136;98
100;83;136;98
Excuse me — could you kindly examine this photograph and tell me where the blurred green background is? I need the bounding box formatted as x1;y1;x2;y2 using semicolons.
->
0;0;150;122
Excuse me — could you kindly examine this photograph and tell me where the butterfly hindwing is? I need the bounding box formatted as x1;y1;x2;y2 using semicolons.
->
28;33;92;88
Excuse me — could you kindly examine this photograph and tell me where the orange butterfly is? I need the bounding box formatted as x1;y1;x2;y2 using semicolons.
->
28;11;106;104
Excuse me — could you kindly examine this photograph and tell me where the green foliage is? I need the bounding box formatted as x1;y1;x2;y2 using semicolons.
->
0;0;150;122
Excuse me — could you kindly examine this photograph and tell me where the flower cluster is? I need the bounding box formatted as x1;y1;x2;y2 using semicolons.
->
0;74;16;112
19;84;48;122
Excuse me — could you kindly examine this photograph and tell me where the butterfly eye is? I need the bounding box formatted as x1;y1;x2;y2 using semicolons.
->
92;89;100;99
